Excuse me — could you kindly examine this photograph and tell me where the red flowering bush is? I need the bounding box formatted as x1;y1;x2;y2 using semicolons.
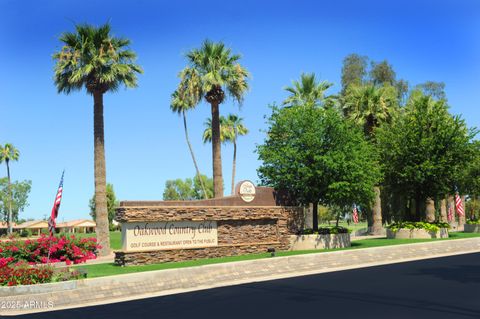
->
0;261;54;286
0;234;100;265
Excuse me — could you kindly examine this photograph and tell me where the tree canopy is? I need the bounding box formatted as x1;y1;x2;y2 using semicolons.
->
377;91;476;219
163;175;214;201
53;23;143;94
0;178;31;222
257;105;381;229
89;183;118;225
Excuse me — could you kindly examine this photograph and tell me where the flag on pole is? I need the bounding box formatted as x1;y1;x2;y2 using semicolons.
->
455;194;465;217
48;171;64;236
447;204;454;222
352;205;359;224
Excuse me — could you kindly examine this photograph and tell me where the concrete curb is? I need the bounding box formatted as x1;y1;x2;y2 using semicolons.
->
1;237;480;315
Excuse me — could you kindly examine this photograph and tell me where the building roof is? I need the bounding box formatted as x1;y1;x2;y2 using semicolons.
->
16;220;48;229
56;219;96;228
0;222;17;229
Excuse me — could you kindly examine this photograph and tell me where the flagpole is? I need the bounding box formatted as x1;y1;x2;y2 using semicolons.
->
46;170;64;265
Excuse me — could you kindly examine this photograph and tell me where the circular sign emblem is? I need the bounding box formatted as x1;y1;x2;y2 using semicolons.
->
239;180;256;202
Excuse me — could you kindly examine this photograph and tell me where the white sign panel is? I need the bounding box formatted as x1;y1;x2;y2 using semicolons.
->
122;221;218;252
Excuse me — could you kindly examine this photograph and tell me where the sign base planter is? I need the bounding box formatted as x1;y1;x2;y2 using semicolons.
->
464;224;480;233
289;233;351;250
386;228;449;239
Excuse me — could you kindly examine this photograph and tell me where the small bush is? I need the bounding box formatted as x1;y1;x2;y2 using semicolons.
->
466;219;480;225
387;221;450;232
301;226;350;235
19;229;32;238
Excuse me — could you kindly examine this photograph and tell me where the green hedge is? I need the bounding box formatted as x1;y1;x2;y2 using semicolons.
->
301;226;350;235
466;219;480;225
387;221;450;232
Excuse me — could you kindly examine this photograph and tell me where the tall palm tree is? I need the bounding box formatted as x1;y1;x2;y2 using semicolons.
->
0;144;19;234
225;114;248;195
171;67;208;199
343;84;398;234
53;23;142;256
181;40;250;197
283;73;333;108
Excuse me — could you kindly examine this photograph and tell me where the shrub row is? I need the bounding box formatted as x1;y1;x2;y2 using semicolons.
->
0;261;84;286
301;226;350;235
386;221;450;232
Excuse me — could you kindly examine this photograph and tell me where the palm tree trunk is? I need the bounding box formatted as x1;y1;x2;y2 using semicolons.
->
425;198;435;222
312;201;318;231
459;195;466;230
440;198;447;222
231;139;237;195
182;111;208;199
93;91;110;257
210;101;223;198
6;161;12;234
371;186;382;234
447;195;456;225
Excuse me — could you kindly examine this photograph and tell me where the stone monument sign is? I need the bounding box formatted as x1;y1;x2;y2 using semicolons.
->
115;182;303;266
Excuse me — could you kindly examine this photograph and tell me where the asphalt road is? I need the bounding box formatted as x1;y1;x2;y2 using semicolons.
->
20;253;480;319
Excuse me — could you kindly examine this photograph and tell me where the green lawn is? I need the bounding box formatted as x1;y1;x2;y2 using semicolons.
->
73;231;480;279
318;221;368;232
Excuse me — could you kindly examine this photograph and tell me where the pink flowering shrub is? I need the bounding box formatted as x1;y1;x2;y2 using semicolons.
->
0;234;100;265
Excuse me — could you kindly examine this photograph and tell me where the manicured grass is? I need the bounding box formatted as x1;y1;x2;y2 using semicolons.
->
73;231;480;279
319;221;368;232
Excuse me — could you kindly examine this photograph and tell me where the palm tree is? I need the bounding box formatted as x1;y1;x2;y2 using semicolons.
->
343;84;398;234
203;116;233;144
225;114;248;195
181;40;250;197
53;23;142;256
0;144;19;234
283;73;333;108
171;67;208;199
342;84;398;137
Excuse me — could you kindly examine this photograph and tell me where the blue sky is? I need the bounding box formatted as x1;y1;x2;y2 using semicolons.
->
0;0;479;221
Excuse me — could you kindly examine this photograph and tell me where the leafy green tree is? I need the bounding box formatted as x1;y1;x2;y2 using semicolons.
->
163;175;214;200
370;60;396;86
0;143;19;234
283;73;333;108
342;84;398;233
192;174;214;200
257;105;381;231
341;54;368;93
377;91;476;221
89;183;119;226
415;81;447;101
225;114;248;195
179;40;250;198
53;23;142;256
0;178;31;222
171;67;208;199
163;178;194;200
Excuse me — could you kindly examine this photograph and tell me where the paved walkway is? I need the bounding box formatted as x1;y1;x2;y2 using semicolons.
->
20;253;480;319
2;237;480;315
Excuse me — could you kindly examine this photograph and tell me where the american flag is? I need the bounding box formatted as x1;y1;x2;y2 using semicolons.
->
48;171;64;236
455;194;465;217
352;205;359;224
447;204;454;222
